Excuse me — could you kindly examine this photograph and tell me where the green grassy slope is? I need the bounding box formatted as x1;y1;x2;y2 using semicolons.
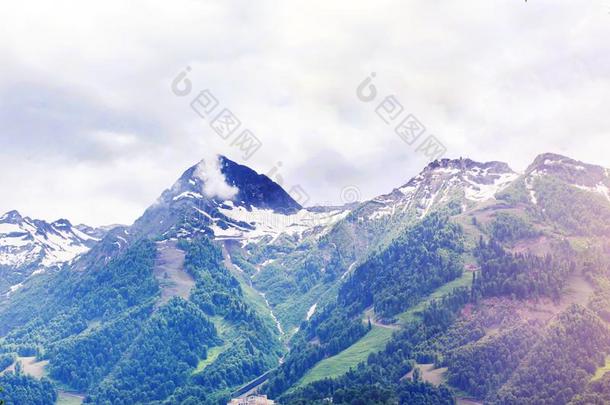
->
298;325;394;386
298;271;473;386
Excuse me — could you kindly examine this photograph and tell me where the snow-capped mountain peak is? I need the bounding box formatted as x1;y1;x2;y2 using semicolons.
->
527;152;609;186
363;158;519;222
520;153;610;203
127;155;347;244
405;158;518;200
0;210;24;223
0;211;106;295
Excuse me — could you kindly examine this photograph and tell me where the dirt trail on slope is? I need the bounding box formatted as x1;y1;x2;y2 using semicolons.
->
402;363;447;385
1;357;48;379
153;241;194;305
482;274;595;325
401;362;484;404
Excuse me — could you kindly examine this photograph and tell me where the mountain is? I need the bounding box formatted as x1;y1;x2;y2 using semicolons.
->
3;153;610;405
527;152;610;190
0;155;305;404
0;210;108;296
123;156;348;244
259;153;610;403
359;157;519;222
335;158;520;252
522;152;610;204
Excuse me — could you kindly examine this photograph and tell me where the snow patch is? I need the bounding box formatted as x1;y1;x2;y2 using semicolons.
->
574;183;610;201
434;167;460;175
8;282;23;295
341;261;358;280
0;216;94;269
172;191;204;201
464;172;519;202
259;292;284;336
306;303;318;321
543;158;586;171
0;223;22;234
214;205;349;242
525;176;537;205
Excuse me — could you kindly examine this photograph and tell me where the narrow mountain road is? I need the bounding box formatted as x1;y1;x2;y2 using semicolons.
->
456;398;483;405
370;318;401;330
57;390;86;404
153;241;194;305
363;307;401;330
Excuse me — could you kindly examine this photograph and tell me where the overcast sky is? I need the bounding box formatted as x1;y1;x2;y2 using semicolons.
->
1;0;609;226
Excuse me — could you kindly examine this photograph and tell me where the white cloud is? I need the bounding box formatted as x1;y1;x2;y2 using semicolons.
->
194;156;238;201
0;0;609;226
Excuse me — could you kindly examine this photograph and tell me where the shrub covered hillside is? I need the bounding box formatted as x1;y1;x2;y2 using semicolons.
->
0;373;56;405
0;236;281;404
264;212;466;398
493;305;610;404
4;154;610;403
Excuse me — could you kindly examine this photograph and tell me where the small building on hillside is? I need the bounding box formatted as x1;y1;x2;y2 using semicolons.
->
227;394;275;405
